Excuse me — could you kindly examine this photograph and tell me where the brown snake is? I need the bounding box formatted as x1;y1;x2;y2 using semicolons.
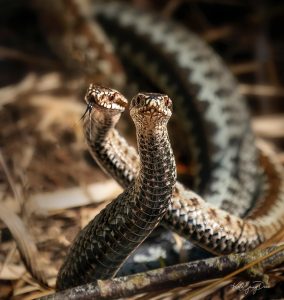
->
81;85;284;255
56;85;284;290
55;1;284;291
56;91;176;290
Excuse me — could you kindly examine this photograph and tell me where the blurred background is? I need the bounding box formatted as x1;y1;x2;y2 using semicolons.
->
0;0;284;299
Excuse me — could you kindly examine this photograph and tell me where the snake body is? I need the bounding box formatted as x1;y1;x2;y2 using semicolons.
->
56;1;284;290
57;90;176;290
93;2;261;217
83;85;284;255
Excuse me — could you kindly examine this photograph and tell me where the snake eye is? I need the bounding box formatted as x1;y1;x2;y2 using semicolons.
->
135;95;142;106
165;96;172;108
135;94;147;107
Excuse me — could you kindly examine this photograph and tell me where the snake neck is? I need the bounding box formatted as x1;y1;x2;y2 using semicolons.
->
57;112;177;290
83;111;136;187
135;125;176;204
84;110;118;145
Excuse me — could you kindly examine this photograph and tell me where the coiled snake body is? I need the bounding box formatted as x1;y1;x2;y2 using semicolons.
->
56;2;284;290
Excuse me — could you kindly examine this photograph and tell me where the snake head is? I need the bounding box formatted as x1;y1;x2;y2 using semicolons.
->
83;85;128;118
130;93;172;124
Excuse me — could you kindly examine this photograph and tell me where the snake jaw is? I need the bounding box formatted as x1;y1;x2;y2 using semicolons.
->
85;84;128;113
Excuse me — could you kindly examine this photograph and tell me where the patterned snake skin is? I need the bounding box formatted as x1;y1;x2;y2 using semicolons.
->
55;1;284;291
82;85;284;256
57;91;176;290
93;1;261;217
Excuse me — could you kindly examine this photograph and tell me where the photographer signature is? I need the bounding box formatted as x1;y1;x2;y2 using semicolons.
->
231;281;269;295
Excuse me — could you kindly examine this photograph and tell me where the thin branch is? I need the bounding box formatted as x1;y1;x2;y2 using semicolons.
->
229;62;260;75
39;244;284;300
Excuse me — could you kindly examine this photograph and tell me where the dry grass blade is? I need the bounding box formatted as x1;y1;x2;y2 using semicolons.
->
0;150;48;288
183;281;231;300
253;115;284;138
161;0;183;17
182;243;284;300
230;62;260;75
202;26;233;42
0;205;48;288
26;180;122;215
239;84;284;97
0;151;22;207
0;73;36;108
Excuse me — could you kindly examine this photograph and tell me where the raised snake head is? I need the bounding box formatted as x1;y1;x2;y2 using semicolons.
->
130;92;173;127
82;84;128;119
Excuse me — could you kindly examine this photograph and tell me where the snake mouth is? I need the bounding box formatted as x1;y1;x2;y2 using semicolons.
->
84;85;128;113
130;93;172;117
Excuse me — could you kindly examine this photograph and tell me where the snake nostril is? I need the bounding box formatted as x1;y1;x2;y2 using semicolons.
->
135;94;144;106
109;94;115;102
165;97;172;107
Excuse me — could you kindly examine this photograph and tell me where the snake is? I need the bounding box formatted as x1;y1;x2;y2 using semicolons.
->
56;91;176;290
56;1;284;291
92;1;261;217
81;84;284;253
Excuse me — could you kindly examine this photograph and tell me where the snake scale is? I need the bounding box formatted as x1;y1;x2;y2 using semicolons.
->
56;1;284;291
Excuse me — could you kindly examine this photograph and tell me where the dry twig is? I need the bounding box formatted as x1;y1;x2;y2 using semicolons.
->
39;244;284;300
